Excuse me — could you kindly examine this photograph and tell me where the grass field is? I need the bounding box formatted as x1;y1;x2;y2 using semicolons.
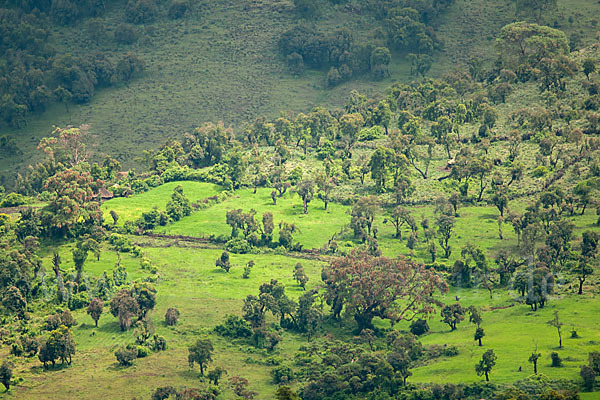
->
101;181;222;225
5;235;599;399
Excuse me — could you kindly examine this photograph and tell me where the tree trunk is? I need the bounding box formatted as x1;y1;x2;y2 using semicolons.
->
485;372;489;382
533;361;537;374
578;277;584;295
478;338;482;346
303;199;308;214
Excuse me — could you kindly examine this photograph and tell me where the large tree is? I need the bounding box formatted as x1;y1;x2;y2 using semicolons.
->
322;249;448;331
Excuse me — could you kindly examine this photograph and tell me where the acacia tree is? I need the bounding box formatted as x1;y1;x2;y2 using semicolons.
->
547;310;563;348
321;249;448;332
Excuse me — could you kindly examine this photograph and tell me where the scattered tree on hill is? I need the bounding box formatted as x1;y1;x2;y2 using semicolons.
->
436;215;455;258
515;0;557;23
110;289;140;331
440;303;466;331
87;297;103;327
572;261;593;295
296;179;315;214
322;249;447;331
166;185;192;222
475;349;497;382
583;59;596;80
529;350;541;374
547;310;563;348
188;339;214;375
293;263;308;290
216;251;232;273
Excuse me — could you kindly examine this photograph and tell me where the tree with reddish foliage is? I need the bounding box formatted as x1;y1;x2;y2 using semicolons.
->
322;249;448;331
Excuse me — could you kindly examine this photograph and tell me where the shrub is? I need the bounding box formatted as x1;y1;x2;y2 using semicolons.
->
115;345;137;366
410;319;430;336
165;307;180;326
550;352;563;367
532;166;550;178
0;192;27;207
137;345;150;358
214;315;252;338
224;238;252;254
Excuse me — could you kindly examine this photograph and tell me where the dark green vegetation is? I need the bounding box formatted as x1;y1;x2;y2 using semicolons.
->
2;0;600;399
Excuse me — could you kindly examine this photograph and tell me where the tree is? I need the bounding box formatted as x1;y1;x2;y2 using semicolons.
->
110;289;140;331
491;189;509;217
474;327;485;347
45;325;76;366
572;261;594;295
386;206;412;239
370;47;391;80
322;249;448;332
496;22;569;70
369;147;394;192
72;243;88;284
165;307;180;326
207;366;227;385
350;196;381;241
583;58;596;80
38;125;90;167
0;361;12;391
87;297;103;327
293;263;308;289
216;251;232;273
339;113;364;155
296;179;315;214
2;286;27;319
188;338;214;375
547;310;563;348
475;349;497;381
529;350;541;374
440;303;466;331
109;210;119;225
436;215;455;258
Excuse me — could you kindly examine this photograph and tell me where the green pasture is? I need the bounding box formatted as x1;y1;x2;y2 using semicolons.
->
101;181;222;225
155;187;350;250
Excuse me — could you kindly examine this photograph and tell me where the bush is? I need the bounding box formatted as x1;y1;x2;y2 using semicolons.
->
0;192;27;207
165;307;180;326
410;319;430;336
214;315;252;338
115;345;137;366
224;238;252;254
550;352;563;367
137;345;150;358
358;126;384;141
532;166;550;178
